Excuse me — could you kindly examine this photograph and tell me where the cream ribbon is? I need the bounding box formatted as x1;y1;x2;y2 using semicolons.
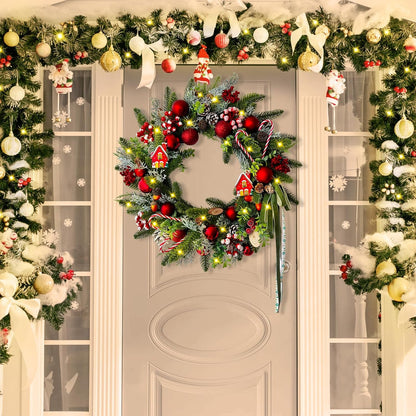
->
0;272;40;383
129;35;165;89
398;285;416;326
290;13;327;73
203;0;247;38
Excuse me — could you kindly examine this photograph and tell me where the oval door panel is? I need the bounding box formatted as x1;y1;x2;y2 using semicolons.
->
149;296;271;363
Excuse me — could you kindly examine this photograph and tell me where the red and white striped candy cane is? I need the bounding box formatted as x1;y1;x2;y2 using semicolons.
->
234;130;254;163
148;213;186;253
258;119;274;158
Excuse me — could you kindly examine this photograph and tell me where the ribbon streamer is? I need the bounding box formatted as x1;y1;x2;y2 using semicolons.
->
0;272;40;383
290;13;327;73
203;0;247;38
258;119;274;158
129;35;165;89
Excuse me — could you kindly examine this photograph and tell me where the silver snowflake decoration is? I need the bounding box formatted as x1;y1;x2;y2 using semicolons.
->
76;96;85;106
63;145;72;154
77;178;86;187
52;156;61;165
53;110;70;129
329;174;347;192
64;218;73;227
70;301;79;311
341;220;351;230
42;228;60;246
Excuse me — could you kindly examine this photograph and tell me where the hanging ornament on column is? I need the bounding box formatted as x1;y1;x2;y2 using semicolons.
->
9;75;25;104
324;70;346;134
186;29;201;46
394;115;414;139
404;36;416;52
48;59;73;128
36;41;51;58
366;28;382;44
100;44;122;72
215;31;229;48
253;27;269;43
19;201;35;217
1;118;21;157
378;160;393;176
91;31;108;49
193;45;213;85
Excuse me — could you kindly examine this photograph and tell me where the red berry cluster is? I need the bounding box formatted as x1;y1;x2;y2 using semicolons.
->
270;155;290;173
339;259;352;279
120;167;137;186
136;121;154;144
237;46;249;61
245;218;256;235
394;86;407;94
18;177;31;188
221;231;244;257
74;51;88;60
220;107;243;130
0;55;12;69
60;269;75;280
364;60;381;68
135;211;150;231
222;86;240;103
161;111;183;136
1;328;9;345
280;23;292;35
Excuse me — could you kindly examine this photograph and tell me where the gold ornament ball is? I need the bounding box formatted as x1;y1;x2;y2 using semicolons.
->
36;41;51;58
34;273;54;294
1;133;21;156
100;45;122;72
3;29;19;47
366;28;382;44
388;277;410;302
0;165;5;179
91;31;108;49
394;117;414;139
378;161;393;176
298;46;320;71
376;259;397;277
315;24;331;39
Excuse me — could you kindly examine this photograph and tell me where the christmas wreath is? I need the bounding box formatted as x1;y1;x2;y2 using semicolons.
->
116;75;299;310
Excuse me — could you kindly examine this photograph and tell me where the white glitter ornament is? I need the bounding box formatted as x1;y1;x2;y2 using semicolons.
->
19;201;34;217
1;132;21;156
91;31;107;49
378;161;393;176
10;84;25;102
186;29;201;46
253;27;269;43
36;42;51;58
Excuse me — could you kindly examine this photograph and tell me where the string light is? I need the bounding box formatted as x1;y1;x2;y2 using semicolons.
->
396;193;402;200
242;208;248;214
182;47;189;54
55;32;64;41
147;19;153;26
186;120;193;126
220;227;227;232
274;178;281;184
385;110;393;117
384;28;391;35
20;128;27;135
211;96;218;103
405;67;411;73
197;92;203;98
247;146;253;152
126;201;132;208
243;29;250;35
0;85;4;91
177;249;183;255
154;127;161;134
8;175;15;181
200;215;207;221
152;221;158;227
239;110;245;116
170;192;176;198
277;141;283;147
353;47;360;53
125;52;132;59
266;204;271;210
150;178;156;184
224;140;231;146
312;20;319;26
0;47;3;53
126;148;132;153
281;57;288;64
214;258;220;264
399;154;405;159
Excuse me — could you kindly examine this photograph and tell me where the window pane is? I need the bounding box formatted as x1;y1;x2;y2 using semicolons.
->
44;345;90;411
45;276;90;340
43;136;91;201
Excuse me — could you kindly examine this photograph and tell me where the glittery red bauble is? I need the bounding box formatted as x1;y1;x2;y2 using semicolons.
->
243;116;260;132
204;225;219;241
243;246;253;256
134;168;145;177
160;202;175;216
165;134;181;150
215;32;229;49
161;58;176;73
256;166;274;184
215;120;232;138
225;206;237;221
172;229;187;242
171;100;189;117
138;178;152;193
181;128;199;145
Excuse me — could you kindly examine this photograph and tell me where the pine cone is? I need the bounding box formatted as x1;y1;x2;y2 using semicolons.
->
257;131;269;143
198;119;209;132
206;112;219;126
201;104;211;117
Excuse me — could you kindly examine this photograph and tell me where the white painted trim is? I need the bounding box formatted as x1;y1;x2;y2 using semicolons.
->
91;63;124;416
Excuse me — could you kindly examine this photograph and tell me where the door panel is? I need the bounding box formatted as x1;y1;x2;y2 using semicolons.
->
123;66;297;416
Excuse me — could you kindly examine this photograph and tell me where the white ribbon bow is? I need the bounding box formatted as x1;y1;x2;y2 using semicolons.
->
0;272;41;383
398;285;416;326
203;0;247;38
129;35;165;89
291;13;327;73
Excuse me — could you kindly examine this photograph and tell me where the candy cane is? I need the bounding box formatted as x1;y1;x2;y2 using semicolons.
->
258;119;274;158
148;213;186;253
234;130;254;162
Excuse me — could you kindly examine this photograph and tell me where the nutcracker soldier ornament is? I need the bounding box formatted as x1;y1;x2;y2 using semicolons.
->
193;45;213;85
324;70;346;134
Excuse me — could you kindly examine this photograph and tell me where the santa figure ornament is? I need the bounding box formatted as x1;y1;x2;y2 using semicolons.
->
193;45;213;85
324;70;346;134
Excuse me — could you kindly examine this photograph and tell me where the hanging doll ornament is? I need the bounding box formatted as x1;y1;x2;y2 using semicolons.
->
324;70;346;133
48;59;73;128
193;45;213;85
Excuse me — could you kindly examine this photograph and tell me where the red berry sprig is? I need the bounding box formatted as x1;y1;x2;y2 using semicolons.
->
120;167;137;186
339;258;353;280
0;55;12;69
18;177;31;188
237;46;249;61
161;111;183;136
222;86;240;103
60;269;75;280
364;60;381;68
74;51;88;60
394;86;407;94
219;107;243;130
136;121;154;144
280;23;292;35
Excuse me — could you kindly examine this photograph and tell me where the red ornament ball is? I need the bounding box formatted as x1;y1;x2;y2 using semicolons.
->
256;166;274;184
134;168;145;177
165;134;181;150
215;32;229;49
204;225;219;241
411;150;416;157
172;229;187;242
243;115;260;132
138;178;152;193
225;206;237;221
160;202;175;216
161;57;176;73
171;100;189;117
244;195;253;202
181;128;199;145
243;246;253;256
56;256;64;264
215;120;232;138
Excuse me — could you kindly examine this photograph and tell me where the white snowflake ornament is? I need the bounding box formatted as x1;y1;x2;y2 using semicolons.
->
329;174;348;192
42;228;60;246
52;156;61;165
76;97;85;106
64;218;73;227
341;220;351;230
63;145;72;154
77;178;86;187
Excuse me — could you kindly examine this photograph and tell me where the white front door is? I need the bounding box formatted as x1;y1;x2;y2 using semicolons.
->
122;66;297;416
